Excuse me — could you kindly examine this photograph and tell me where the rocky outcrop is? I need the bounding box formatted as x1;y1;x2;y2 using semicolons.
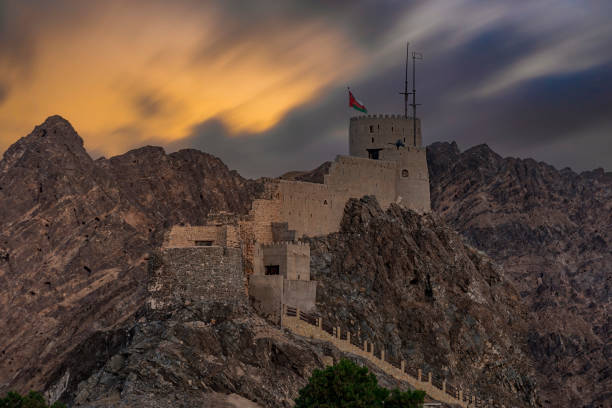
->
0;116;263;396
308;196;540;407
279;161;331;184
427;142;611;407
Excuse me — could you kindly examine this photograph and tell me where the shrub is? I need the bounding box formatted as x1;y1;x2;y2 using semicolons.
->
294;359;425;408
0;391;66;408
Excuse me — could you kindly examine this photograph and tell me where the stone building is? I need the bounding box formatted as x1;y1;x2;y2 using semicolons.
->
163;114;431;323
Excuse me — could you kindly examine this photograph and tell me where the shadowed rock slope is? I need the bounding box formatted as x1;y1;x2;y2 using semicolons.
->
0;116;263;396
308;196;540;407
427;142;611;408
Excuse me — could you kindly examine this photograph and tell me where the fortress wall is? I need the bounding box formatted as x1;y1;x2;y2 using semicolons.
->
249;275;284;323
324;156;397;208
283;280;317;312
382;148;431;213
276;156;397;238
148;247;245;311
349;115;422;157
164;225;235;248
249;194;283;244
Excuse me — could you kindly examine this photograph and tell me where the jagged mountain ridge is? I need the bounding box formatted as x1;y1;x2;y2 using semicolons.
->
308;196;539;407
0;116;264;395
427;141;611;408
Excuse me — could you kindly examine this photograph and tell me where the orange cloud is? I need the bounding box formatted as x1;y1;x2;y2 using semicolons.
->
0;1;365;156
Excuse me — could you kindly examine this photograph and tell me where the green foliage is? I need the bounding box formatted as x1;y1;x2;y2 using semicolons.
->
385;388;427;408
294;359;425;408
0;391;66;408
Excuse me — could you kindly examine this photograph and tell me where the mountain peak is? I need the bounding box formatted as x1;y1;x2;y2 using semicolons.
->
1;115;91;172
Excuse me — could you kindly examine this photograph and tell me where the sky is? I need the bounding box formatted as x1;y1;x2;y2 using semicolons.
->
1;0;611;177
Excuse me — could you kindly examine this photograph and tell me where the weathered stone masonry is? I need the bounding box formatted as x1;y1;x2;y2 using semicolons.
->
148;246;245;312
162;113;432;326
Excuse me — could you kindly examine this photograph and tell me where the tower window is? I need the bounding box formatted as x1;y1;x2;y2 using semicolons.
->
369;125;374;133
265;265;280;275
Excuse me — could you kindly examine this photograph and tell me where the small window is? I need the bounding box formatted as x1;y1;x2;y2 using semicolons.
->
195;240;213;246
404;137;406;142
265;265;280;275
402;169;409;178
391;126;394;131
371;137;374;143
323;200;328;205
369;125;374;133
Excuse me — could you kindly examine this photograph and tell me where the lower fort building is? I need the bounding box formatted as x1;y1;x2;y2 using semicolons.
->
162;114;431;323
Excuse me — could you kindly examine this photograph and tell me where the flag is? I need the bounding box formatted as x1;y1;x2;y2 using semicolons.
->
348;90;367;113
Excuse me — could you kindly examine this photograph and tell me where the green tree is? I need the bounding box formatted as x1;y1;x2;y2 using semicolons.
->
294;359;425;408
0;391;66;408
385;388;426;408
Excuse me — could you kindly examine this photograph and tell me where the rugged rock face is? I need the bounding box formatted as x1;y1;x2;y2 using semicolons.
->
308;196;540;407
427;142;611;407
279;161;331;184
0;116;263;396
66;249;416;408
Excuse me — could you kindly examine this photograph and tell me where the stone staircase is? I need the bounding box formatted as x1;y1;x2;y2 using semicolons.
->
281;305;506;408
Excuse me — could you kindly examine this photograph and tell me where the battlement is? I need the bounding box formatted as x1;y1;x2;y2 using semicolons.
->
260;241;309;248
350;114;416;121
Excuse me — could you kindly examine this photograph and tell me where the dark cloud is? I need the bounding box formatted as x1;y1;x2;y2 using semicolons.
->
167;85;349;177
2;0;612;173
134;92;166;118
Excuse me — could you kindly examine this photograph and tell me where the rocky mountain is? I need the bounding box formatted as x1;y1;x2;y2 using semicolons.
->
308;196;539;407
427;142;611;408
0;116;263;396
2;116;607;407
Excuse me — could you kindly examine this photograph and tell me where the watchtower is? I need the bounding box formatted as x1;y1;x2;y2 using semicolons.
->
348;114;430;213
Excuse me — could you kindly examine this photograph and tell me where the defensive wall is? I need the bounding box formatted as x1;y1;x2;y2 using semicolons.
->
253;241;310;280
282;306;504;408
165;225;241;248
249;277;316;323
147;246;245;311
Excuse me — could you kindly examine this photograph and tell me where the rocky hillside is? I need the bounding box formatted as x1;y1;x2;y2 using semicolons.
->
0;116;263;396
427;142;611;408
309;196;540;407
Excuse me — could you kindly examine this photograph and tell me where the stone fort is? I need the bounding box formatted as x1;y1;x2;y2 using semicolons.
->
160;114;431;322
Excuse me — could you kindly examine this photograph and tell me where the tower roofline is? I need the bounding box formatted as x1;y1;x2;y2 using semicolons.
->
350;114;418;121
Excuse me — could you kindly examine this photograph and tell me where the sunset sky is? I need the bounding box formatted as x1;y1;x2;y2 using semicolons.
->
1;0;611;176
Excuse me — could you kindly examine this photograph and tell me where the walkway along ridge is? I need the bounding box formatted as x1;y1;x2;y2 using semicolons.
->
281;305;508;408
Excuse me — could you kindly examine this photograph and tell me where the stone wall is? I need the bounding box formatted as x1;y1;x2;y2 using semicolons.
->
253;242;310;280
165;225;240;248
283;280;317;312
349;114;422;156
382;147;431;213
248;275;284;322
248;276;317;324
148;247;245;311
271;156;398;239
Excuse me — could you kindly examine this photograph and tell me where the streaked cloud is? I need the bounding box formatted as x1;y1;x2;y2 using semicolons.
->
1;0;611;174
0;0;365;155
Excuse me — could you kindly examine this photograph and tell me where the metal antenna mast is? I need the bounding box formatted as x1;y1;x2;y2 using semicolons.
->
399;42;409;118
410;51;423;146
